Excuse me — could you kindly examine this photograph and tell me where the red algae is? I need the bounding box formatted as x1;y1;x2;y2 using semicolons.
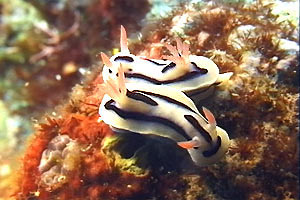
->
60;114;112;144
15;66;152;199
18;117;58;198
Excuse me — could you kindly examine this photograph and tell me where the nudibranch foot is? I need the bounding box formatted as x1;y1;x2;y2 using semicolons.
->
104;130;196;172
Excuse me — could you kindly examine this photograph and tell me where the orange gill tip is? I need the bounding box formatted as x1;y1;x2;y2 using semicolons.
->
165;43;178;56
120;25;129;54
100;52;113;68
106;77;119;99
202;107;216;126
177;140;198;149
175;38;183;54
182;41;190;57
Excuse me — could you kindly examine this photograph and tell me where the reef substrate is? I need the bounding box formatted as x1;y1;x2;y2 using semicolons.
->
12;0;299;200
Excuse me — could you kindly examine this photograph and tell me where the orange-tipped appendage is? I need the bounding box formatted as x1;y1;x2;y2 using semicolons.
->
177;140;198;149
100;52;127;104
202;107;216;126
178;38;190;59
164;44;178;57
106;78;120;99
100;52;113;68
120;25;129;54
163;38;190;73
102;64;127;105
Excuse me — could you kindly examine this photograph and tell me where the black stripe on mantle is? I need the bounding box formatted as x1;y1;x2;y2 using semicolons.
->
104;99;192;140
184;115;212;144
161;62;176;73
126;90;158;106
143;58;166;66
132;90;197;114
114;56;134;62
125;70;205;85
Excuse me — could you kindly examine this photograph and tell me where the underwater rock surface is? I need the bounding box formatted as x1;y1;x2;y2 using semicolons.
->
0;0;298;199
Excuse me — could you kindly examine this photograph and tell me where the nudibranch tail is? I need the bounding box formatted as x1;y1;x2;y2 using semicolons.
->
216;72;233;84
120;25;130;54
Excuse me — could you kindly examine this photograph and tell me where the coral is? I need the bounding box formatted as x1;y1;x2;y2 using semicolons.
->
38;134;81;191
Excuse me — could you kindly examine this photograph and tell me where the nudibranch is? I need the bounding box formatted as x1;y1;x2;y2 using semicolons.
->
99;64;230;167
101;26;233;101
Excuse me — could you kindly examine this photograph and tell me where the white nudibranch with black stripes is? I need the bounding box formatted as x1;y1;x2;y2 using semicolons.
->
102;26;233;100
98;62;230;166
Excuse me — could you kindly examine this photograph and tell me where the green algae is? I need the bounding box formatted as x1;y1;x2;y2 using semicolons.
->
101;135;148;176
101;131;195;175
